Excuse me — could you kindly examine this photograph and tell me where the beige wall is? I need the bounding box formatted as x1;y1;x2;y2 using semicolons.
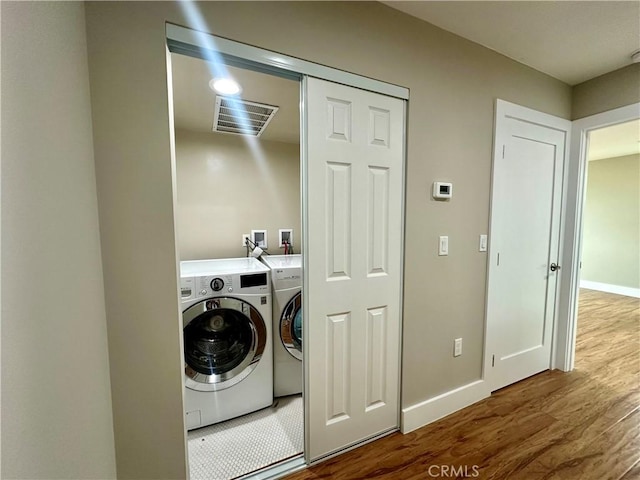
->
572;64;640;119
582;154;640;289
175;130;301;260
84;2;571;477
85;3;188;478
0;2;116;478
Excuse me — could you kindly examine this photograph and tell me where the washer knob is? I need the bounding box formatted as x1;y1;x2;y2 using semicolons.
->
210;278;224;292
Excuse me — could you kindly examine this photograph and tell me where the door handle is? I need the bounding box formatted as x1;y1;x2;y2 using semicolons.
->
550;263;560;272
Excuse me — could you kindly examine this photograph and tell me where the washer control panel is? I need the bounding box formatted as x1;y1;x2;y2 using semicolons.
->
193;275;232;298
188;272;269;299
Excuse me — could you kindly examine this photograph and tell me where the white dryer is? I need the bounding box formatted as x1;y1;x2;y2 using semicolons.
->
180;257;273;430
260;255;302;397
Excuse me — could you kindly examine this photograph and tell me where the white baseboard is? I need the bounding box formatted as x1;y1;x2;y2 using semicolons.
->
580;280;640;298
401;380;490;434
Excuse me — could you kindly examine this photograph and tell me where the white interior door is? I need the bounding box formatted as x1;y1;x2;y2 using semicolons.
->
304;77;404;462
485;100;570;392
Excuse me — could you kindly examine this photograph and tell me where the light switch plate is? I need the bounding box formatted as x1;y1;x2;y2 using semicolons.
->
439;236;449;256
454;338;462;357
479;234;488;252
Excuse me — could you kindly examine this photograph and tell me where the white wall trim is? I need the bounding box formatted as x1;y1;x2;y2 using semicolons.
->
401;380;490;434
580;280;640;298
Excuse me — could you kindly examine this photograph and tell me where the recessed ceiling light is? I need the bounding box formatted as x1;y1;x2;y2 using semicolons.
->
209;77;241;95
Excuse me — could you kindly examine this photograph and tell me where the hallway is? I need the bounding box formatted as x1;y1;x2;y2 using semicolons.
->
285;290;639;479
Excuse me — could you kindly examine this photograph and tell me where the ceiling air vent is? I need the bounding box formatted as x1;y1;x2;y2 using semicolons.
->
213;96;279;137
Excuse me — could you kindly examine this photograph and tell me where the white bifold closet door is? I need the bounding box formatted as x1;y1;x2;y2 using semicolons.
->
305;77;404;462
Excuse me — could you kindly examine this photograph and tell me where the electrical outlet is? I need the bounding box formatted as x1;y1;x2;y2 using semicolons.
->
454;338;462;357
241;233;251;247
439;236;449;256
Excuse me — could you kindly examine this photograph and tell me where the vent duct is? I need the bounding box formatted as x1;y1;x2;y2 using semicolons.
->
213;96;279;137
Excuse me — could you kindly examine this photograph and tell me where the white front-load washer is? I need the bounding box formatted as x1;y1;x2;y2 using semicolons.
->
260;255;302;397
180;257;273;430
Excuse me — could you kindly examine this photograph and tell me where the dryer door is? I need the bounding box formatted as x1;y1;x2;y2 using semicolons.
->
280;291;303;361
183;297;267;391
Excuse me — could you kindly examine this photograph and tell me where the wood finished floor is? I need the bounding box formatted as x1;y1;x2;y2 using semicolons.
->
285;290;639;480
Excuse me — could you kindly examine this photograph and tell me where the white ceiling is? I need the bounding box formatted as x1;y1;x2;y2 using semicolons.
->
171;54;300;144
588;119;640;161
383;1;640;85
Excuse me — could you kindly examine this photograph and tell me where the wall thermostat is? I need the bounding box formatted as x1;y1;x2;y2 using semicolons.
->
433;182;453;199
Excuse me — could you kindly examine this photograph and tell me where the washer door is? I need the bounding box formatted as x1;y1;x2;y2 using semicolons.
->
183;297;267;392
280;291;302;361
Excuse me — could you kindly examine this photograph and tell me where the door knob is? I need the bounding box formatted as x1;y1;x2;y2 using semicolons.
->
550;263;560;272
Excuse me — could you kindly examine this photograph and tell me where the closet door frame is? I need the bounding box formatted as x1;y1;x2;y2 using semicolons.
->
166;23;409;466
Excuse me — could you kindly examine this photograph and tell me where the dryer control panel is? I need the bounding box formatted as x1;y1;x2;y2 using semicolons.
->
271;267;302;291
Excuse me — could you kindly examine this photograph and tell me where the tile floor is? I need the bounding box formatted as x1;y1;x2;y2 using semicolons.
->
188;395;303;480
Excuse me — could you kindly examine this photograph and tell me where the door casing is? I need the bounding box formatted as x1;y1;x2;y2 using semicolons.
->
554;102;640;372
